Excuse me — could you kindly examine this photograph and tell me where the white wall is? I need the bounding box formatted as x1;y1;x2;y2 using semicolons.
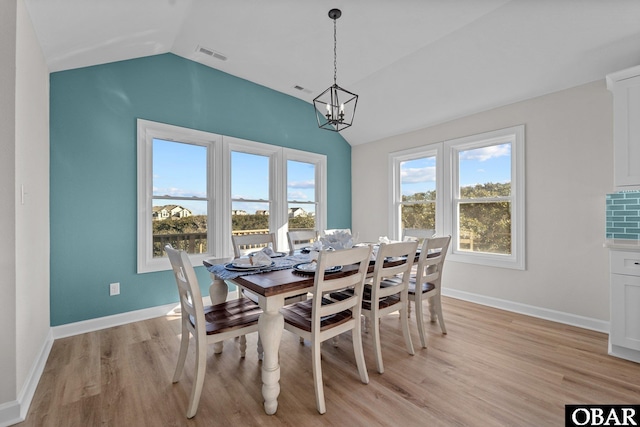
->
0;1;51;425
15;0;50;398
0;0;18;407
352;80;613;325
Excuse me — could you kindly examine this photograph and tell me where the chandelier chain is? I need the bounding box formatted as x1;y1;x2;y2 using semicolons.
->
333;16;337;85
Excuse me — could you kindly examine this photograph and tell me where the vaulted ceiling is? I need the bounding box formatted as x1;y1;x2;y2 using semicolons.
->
24;0;640;145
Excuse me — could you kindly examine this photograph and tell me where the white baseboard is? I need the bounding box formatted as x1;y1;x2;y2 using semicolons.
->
442;288;609;333
0;401;20;427
51;302;181;339
51;290;240;339
0;329;54;427
609;343;640;363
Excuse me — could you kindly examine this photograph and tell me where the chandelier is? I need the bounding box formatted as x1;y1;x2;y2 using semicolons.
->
313;8;358;132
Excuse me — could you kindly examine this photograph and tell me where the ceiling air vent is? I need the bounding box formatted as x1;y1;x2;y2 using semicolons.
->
293;85;313;94
196;45;228;61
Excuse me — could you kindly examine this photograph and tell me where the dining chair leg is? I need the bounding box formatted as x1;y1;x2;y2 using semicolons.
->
172;325;190;383
239;335;247;357
414;296;428;348
352;325;369;384
431;294;447;334
187;338;207;418
372;316;384;374
311;339;326;414
428;295;436;322
400;301;415;356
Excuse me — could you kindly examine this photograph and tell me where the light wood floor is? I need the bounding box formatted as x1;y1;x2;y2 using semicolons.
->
17;297;640;426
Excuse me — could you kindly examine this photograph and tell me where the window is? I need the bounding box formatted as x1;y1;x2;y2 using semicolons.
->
287;159;318;232
152;139;210;258
389;145;442;240
231;150;272;237
137;119;326;273
389;125;525;270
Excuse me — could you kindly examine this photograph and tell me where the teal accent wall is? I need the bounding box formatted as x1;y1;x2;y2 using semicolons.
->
50;53;351;326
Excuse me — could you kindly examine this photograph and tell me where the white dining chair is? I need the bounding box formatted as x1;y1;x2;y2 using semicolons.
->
331;240;418;374
280;245;372;414
231;232;277;257
408;235;451;348
287;229;319;254
165;245;262;418
402;228;435;244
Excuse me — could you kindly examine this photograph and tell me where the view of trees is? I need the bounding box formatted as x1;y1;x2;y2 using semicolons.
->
152;181;511;257
152;213;315;256
402;182;511;254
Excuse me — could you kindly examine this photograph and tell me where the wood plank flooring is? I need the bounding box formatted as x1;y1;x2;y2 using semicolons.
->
17;297;640;426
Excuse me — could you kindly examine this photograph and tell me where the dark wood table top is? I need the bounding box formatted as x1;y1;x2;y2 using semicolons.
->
232;268;317;298
230;252;434;298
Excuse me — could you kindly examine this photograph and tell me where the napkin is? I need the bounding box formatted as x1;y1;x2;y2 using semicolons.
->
321;230;354;250
261;246;276;257
250;250;273;266
233;250;272;267
378;236;390;244
232;256;254;266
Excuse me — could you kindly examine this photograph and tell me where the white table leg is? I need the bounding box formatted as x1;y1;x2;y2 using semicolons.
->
209;277;229;354
258;309;284;415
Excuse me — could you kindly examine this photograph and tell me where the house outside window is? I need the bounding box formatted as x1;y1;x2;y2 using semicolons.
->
286;159;319;233
137;119;326;273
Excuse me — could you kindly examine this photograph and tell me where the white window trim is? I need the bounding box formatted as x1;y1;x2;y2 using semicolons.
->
225;137;281;257
284;148;327;248
137;119;221;273
388;125;525;270
137;120;327;273
446;125;525;270
388;144;443;241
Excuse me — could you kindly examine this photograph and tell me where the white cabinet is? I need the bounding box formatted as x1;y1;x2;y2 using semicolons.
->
606;65;640;191
609;248;640;362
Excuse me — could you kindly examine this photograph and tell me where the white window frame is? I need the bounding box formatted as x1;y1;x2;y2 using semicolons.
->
446;125;525;269
388;125;525;270
224;137;281;256
284;149;327;248
137;119;220;273
388;144;443;241
137;119;327;273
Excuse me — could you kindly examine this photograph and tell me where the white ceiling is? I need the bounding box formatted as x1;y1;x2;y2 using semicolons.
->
24;0;640;146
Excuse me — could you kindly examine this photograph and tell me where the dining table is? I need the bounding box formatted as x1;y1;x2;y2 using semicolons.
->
204;246;424;415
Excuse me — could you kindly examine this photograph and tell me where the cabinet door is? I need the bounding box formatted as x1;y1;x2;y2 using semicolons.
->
610;273;640;350
611;77;640;189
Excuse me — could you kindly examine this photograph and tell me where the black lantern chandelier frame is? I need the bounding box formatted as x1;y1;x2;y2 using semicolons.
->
313;8;358;132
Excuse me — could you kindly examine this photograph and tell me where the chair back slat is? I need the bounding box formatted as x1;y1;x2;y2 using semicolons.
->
166;245;205;335
416;236;451;286
402;228;435;244
370;241;418;301
232;233;277;257
312;246;371;323
287;230;319;254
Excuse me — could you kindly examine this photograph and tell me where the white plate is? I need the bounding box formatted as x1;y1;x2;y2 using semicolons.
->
231;260;273;268
293;263;342;274
250;251;287;258
225;261;274;271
